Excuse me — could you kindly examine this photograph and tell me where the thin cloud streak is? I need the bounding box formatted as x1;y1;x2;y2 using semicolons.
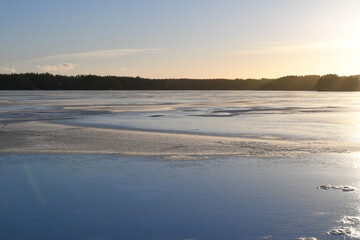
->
36;63;75;72
32;48;163;61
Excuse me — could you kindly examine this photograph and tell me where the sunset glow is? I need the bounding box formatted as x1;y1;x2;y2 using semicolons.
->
1;0;360;78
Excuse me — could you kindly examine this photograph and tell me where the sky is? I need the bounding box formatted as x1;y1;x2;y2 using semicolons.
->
1;0;360;78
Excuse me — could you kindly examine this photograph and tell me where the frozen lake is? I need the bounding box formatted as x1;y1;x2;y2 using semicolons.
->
2;91;360;142
1;91;360;239
1;153;360;240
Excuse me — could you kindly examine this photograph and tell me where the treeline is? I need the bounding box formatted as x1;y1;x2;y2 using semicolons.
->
316;74;360;91
0;73;359;91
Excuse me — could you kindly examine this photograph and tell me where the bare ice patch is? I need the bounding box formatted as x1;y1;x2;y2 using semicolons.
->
327;227;353;236
339;216;360;224
295;238;317;240
261;236;272;239
317;185;356;192
158;155;209;161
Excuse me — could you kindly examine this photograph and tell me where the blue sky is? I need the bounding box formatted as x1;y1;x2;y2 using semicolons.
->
1;0;360;78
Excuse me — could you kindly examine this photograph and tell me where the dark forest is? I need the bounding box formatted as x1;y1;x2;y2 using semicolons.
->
1;73;359;91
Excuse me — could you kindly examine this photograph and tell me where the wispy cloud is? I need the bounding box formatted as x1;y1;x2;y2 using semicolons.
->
35;63;75;72
0;66;16;74
33;48;162;61
232;39;360;55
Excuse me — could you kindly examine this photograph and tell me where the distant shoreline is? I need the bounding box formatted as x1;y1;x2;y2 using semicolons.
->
1;73;360;91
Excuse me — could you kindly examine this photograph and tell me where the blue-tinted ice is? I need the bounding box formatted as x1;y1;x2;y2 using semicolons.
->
2;91;360;239
1;154;360;240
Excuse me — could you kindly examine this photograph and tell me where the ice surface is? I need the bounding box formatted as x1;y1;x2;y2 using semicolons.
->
3;91;360;239
1;153;360;239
